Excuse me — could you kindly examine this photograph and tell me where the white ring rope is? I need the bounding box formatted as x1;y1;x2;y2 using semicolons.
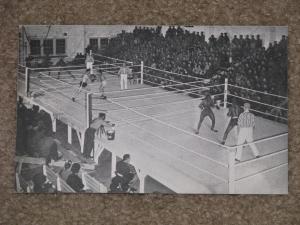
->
92;53;133;64
104;97;288;150
108;85;212;101
107;112;229;169
235;162;288;182
236;149;287;166
119;126;228;182
109;83;224;102
106;97;226;148
18;79;84;126
144;72;210;89
38;79;86;102
93;59;124;66
20;64;287;152
228;94;288;111
28;64;87;70
115;103;224;127
144;65;207;82
93;93;224;111
226;101;288;120
228;83;288;99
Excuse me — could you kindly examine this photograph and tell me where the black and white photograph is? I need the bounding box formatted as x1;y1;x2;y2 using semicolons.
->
16;25;288;194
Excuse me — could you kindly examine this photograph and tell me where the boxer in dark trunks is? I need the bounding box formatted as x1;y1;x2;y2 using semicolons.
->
221;99;240;145
195;92;219;134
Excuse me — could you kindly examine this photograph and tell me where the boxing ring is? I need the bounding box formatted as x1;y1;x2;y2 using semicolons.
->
17;53;288;194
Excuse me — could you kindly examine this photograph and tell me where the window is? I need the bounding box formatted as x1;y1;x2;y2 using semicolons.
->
100;38;109;49
56;39;66;54
89;38;98;50
43;39;53;55
30;40;41;55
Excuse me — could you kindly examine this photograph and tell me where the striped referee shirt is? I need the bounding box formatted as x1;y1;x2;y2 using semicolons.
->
238;111;255;128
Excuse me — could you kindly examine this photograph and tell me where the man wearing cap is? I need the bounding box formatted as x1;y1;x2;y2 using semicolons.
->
235;103;260;162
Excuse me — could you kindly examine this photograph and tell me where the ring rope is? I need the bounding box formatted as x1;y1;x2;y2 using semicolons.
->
236;148;287;166
144;72;210;89
144;65;206;82
228;94;288;111
92;53;133;64
108;113;229;169
110;83;224;101
235;162;288;182
228;83;288;99
226;101;288;120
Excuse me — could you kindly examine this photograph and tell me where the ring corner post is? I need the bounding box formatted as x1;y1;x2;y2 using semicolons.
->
85;92;92;129
25;67;29;97
224;78;228;108
228;148;236;194
111;152;116;179
140;61;144;84
139;171;145;193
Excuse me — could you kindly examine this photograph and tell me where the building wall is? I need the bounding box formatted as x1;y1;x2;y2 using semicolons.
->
20;25;288;63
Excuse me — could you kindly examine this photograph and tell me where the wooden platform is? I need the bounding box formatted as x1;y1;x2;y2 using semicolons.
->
17;69;288;194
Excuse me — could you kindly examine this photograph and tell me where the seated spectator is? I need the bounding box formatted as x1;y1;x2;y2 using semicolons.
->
59;160;73;181
116;154;139;192
32;173;56;193
67;163;85;192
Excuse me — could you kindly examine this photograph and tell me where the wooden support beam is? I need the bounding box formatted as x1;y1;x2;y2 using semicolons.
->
111;152;116;179
67;125;72;144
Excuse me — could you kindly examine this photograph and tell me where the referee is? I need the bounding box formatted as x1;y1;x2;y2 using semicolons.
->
235;103;260;162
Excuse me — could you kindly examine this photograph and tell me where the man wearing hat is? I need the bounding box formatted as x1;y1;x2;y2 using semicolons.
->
235;102;260;162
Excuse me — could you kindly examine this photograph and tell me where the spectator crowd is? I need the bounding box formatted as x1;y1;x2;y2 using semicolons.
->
102;26;288;120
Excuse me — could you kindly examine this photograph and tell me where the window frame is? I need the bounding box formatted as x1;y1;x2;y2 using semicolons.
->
55;38;66;55
43;39;54;55
29;39;41;56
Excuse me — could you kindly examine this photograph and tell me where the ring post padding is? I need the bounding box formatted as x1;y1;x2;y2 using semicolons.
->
141;61;144;84
228;149;236;194
25;67;29;97
86;92;93;129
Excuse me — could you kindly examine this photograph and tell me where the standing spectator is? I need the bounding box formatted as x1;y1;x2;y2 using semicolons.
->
118;63;131;90
235;103;260;162
59;160;73;181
